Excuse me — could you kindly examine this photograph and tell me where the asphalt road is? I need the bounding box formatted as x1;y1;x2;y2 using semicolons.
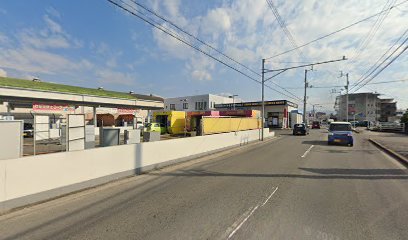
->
0;129;407;240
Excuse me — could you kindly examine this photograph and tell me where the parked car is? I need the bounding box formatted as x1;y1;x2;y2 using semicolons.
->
311;121;320;129
145;122;167;134
328;122;353;146
293;123;309;135
23;123;34;137
135;121;144;130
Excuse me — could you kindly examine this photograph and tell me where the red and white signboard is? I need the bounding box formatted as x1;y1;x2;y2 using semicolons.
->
33;102;75;113
118;108;138;114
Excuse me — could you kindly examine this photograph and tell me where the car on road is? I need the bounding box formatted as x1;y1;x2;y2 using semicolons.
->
293;123;309;135
23;123;34;138
328;122;353;146
311;121;320;129
145;122;167;134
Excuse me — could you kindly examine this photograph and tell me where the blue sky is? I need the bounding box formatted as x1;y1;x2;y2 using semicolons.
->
0;0;407;111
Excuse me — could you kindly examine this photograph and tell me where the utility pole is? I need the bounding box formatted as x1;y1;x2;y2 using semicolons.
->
261;59;265;141
303;68;313;124
303;69;308;123
340;72;349;121
262;56;347;140
346;73;349;122
311;104;322;121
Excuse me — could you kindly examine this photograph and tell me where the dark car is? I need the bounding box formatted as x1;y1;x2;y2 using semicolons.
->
293;123;309;135
23;123;34;137
311;121;320;129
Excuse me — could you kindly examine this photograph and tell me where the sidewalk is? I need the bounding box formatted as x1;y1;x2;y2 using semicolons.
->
360;128;408;159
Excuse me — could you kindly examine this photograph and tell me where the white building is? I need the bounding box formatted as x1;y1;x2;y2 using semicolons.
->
335;92;381;122
164;94;236;111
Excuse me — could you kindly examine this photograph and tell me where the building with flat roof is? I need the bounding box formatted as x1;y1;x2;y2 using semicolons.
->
0;77;164;125
335;92;380;122
164;94;236;111
379;98;397;122
215;100;300;128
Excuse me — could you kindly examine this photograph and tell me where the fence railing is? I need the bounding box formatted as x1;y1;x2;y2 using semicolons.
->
370;122;405;132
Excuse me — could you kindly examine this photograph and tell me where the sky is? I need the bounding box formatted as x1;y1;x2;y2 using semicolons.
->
0;0;407;112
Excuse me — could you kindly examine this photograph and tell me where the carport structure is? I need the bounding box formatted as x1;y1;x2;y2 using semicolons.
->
0;77;164;124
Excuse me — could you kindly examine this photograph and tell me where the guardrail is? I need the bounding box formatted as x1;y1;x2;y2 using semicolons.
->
370;122;405;132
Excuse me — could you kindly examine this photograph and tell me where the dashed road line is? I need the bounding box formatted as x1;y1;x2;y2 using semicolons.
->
301;145;314;158
226;187;279;239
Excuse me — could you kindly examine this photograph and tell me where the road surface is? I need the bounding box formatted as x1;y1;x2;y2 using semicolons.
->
0;129;407;240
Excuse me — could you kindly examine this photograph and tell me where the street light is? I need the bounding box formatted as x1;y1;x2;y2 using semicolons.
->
229;94;238;110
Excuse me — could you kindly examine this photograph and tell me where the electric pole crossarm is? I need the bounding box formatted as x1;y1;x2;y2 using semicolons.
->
264;56;347;73
264;70;287;82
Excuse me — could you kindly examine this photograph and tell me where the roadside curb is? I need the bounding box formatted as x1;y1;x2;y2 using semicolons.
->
352;128;360;134
369;138;408;167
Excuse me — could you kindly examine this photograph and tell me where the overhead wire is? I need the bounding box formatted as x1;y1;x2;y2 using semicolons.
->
107;0;304;103
264;0;408;60
344;0;395;72
350;28;408;91
352;42;408;92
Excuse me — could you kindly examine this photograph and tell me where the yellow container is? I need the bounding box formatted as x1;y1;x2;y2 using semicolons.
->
153;111;186;134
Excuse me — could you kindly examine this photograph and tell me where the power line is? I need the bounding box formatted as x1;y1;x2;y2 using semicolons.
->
350;30;408;91
107;0;304;102
280;78;408;89
264;0;408;60
352;41;408;92
129;0;260;77
344;0;395;72
265;0;306;60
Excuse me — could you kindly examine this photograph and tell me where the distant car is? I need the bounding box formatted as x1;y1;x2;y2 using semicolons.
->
135;121;144;130
23;123;34;137
328;122;353;146
311;121;320;129
145;122;167;134
293;123;309;135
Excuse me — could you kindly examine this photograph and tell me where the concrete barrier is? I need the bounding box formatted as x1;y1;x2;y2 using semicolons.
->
0;128;274;214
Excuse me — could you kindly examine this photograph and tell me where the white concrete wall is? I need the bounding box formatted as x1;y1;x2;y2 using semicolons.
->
0;128;274;212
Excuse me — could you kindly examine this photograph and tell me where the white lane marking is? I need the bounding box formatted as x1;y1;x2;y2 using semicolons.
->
227;205;259;239
227;187;278;239
261;187;278;206
301;145;314;158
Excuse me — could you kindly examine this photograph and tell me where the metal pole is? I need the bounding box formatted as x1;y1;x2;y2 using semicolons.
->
33;115;36;156
303;69;307;124
261;59;265;141
233;95;235;110
184;112;186;137
312;104;316;121
346;73;349;122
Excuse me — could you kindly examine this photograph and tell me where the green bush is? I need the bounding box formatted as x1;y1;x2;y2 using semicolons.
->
401;109;408;124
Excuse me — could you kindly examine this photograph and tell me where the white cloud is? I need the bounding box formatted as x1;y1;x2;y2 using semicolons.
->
201;8;231;38
138;0;408;107
43;15;63;34
46;6;61;18
191;70;212;81
0;68;7;77
96;69;136;86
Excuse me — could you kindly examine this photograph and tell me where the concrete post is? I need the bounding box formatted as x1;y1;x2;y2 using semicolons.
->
93;106;97;126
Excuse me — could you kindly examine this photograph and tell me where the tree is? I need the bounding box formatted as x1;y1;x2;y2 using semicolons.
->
401;109;408;124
